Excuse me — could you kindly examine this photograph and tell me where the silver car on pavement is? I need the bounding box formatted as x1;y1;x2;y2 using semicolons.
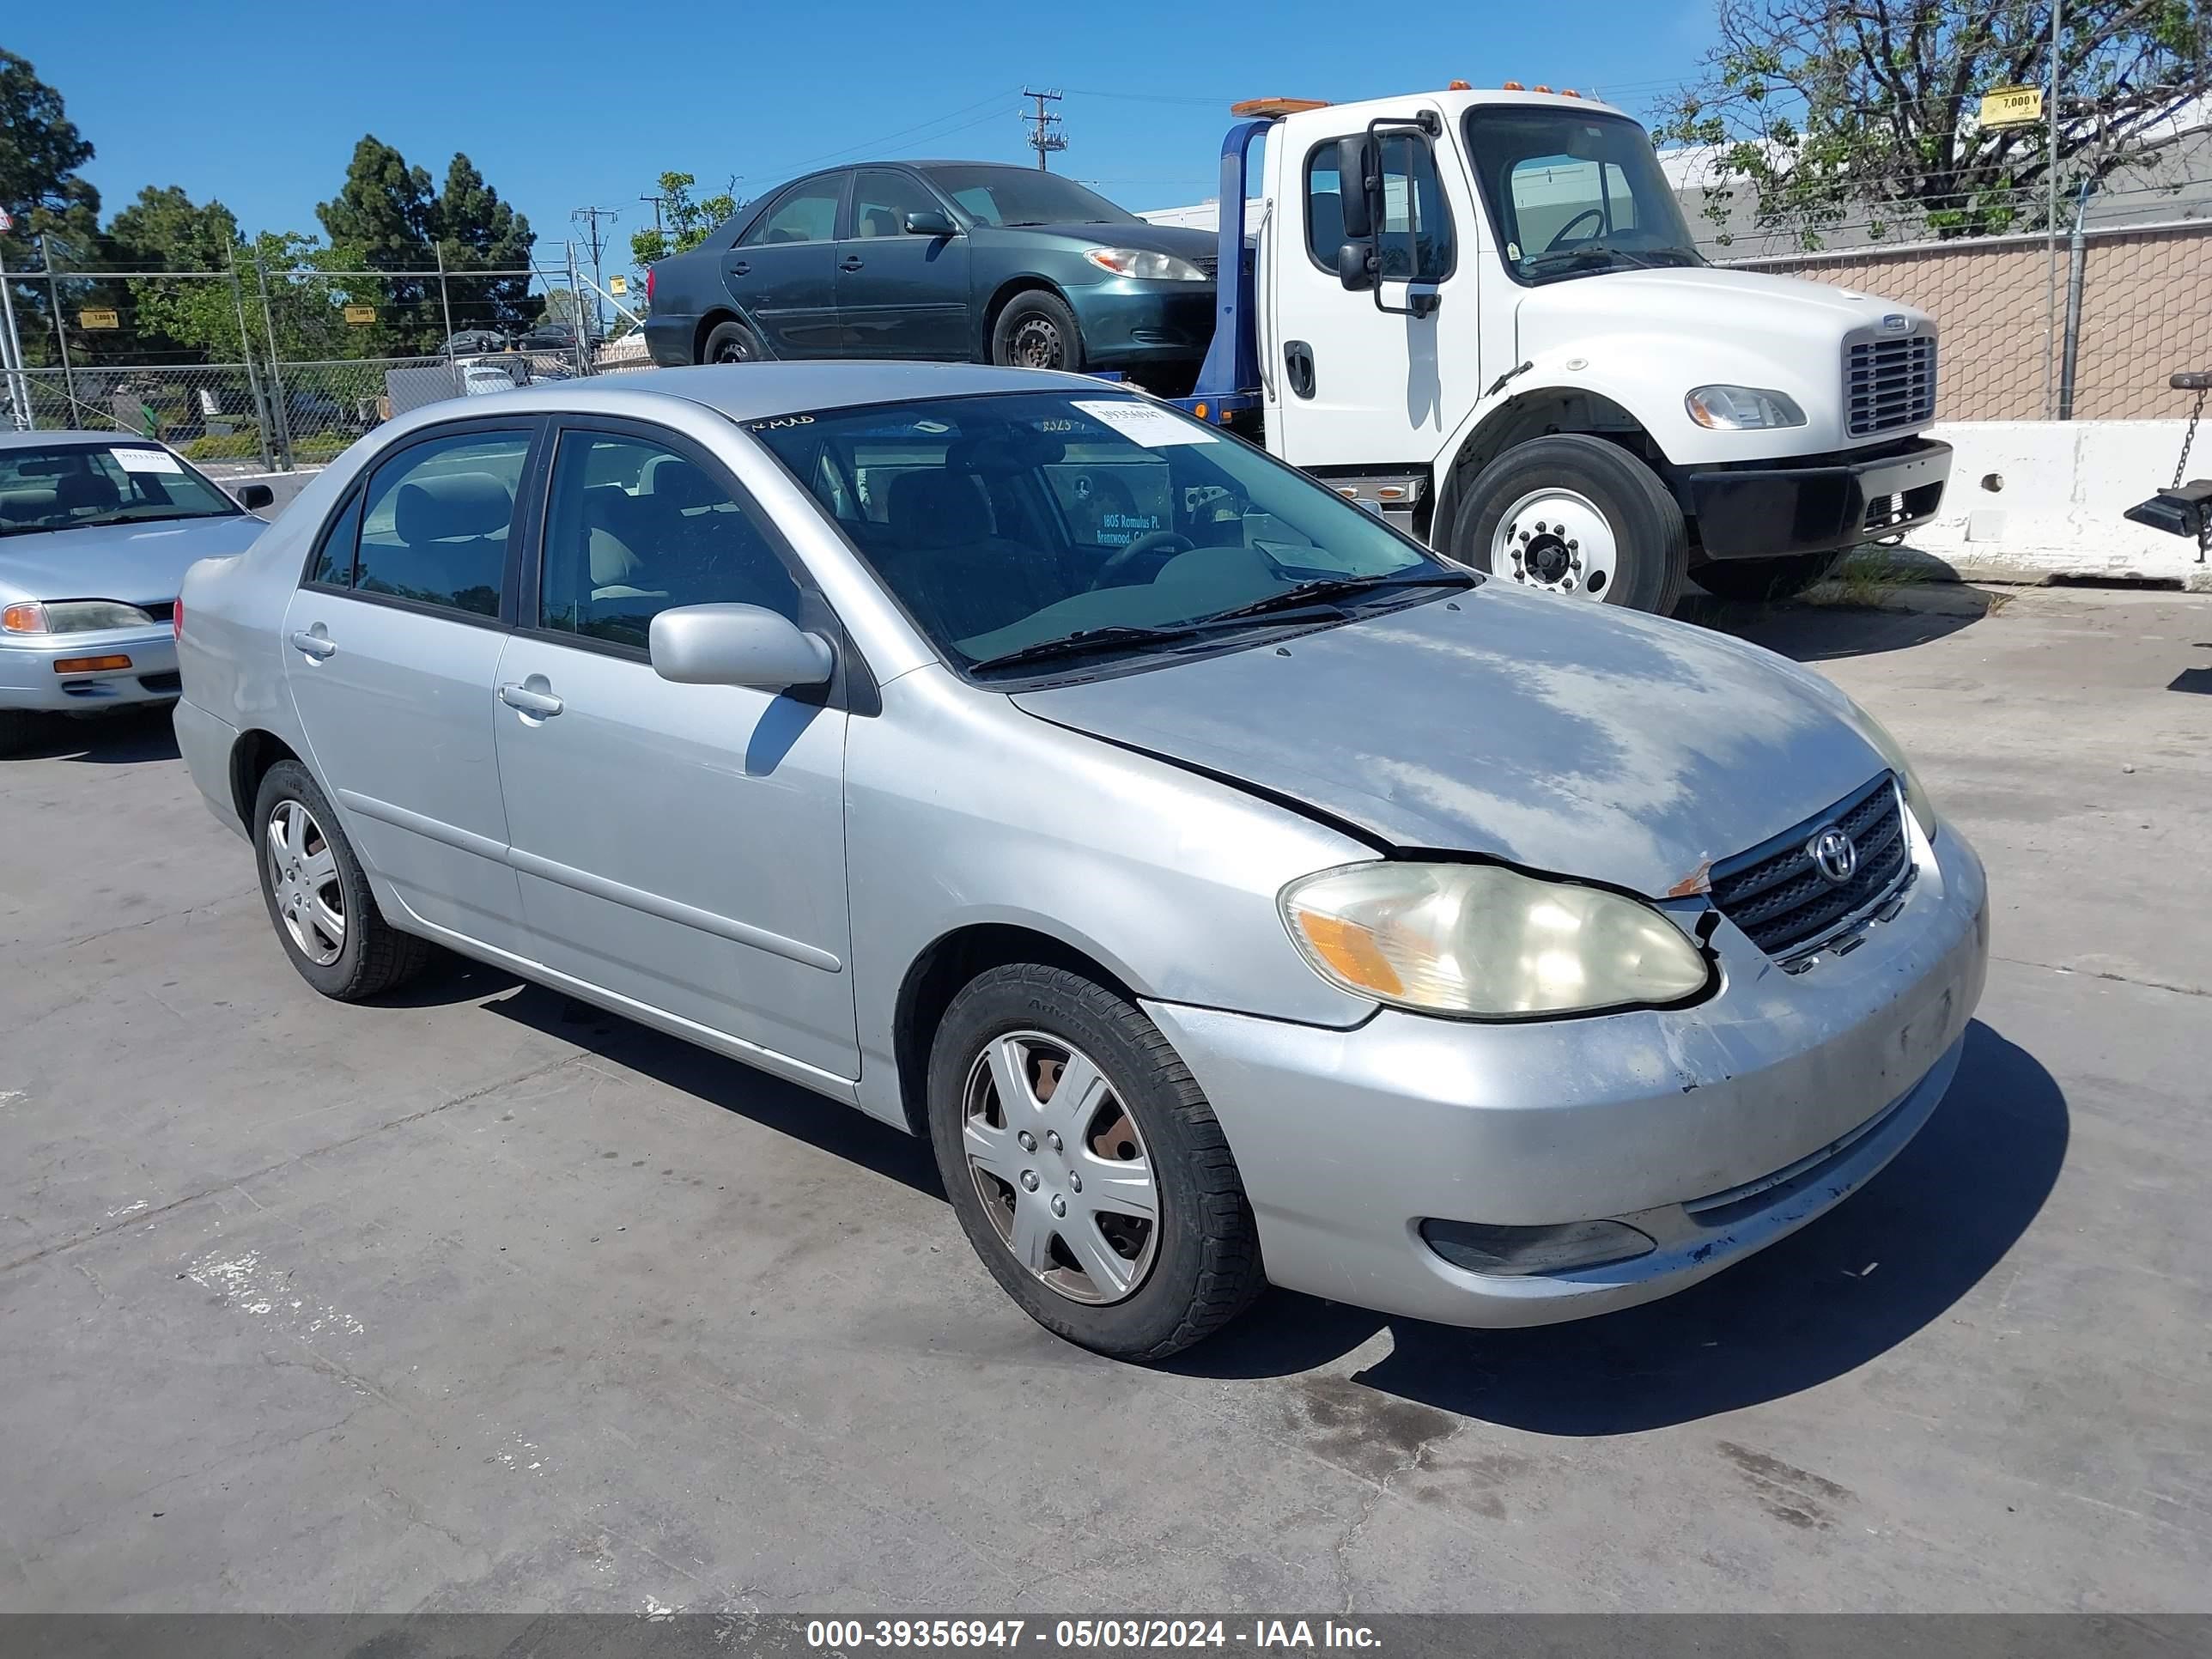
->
2;430;271;751
173;364;1988;1358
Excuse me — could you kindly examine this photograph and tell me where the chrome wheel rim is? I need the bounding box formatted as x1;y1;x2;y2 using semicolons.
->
266;799;345;966
1492;486;1619;598
962;1031;1159;1306
1010;316;1063;368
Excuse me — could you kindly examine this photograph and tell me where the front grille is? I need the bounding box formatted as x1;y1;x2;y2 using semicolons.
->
1846;335;1936;436
1710;775;1911;957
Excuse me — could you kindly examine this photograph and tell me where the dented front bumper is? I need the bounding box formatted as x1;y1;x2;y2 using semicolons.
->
1145;816;1988;1328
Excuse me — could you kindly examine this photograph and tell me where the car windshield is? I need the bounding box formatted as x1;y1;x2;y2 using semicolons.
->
750;391;1462;678
919;166;1140;228
1462;107;1705;284
0;441;241;538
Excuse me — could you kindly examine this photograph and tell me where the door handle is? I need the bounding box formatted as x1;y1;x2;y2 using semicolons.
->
498;683;564;717
839;256;865;272
1284;341;1316;399
289;629;336;660
730;259;751;276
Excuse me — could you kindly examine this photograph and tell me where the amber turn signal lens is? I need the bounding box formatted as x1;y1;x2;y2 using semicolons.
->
3;602;48;634
53;654;132;674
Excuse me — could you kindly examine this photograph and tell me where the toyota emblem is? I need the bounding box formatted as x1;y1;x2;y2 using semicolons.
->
1808;827;1858;884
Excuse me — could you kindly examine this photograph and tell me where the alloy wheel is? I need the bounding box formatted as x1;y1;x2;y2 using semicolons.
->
266;798;345;966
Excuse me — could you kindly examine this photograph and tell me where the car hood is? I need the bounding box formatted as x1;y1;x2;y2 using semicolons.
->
1011;586;1896;899
1516;264;1932;361
0;513;268;608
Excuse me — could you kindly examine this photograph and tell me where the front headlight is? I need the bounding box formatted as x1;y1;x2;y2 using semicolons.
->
1280;861;1712;1018
1685;385;1807;429
0;599;157;635
1082;247;1208;282
1849;702;1939;838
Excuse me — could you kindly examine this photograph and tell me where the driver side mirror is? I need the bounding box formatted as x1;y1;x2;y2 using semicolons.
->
904;209;958;237
1335;135;1379;239
235;482;276;511
650;604;835;690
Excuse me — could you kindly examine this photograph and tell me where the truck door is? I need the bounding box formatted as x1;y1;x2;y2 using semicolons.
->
1266;117;1482;471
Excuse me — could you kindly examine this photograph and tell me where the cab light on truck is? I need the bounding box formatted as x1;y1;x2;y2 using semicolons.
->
1685;385;1808;430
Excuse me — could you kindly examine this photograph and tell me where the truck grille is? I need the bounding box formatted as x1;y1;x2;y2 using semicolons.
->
1846;336;1936;436
1709;775;1911;957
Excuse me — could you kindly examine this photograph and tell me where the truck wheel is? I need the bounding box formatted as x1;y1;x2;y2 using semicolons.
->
700;319;763;364
1451;434;1687;614
990;291;1085;372
927;963;1263;1360
1691;549;1850;603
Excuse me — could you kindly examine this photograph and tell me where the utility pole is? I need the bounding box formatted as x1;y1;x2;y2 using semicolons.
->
570;205;620;336
1022;88;1067;170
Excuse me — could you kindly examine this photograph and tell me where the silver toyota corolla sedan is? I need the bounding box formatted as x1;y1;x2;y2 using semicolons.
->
173;363;1988;1359
1;429;272;752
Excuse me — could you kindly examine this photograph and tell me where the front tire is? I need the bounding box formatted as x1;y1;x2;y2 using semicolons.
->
700;319;763;365
1691;548;1850;603
927;963;1262;1359
989;291;1084;373
1450;433;1688;614
253;759;432;1000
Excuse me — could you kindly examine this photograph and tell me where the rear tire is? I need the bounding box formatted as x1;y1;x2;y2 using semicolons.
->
989;291;1085;373
252;759;432;1000
927;963;1262;1360
700;319;763;365
1691;548;1850;603
1450;434;1687;615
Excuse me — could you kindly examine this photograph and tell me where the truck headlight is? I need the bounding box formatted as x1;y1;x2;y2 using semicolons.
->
1082;247;1208;282
1685;385;1807;430
1280;861;1712;1018
1;600;156;635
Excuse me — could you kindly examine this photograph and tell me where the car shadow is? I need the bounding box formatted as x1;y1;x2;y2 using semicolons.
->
6;705;181;764
1165;1019;2066;1434
1676;581;1998;665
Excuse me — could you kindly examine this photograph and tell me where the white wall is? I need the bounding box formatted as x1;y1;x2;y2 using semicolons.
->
1913;421;2211;590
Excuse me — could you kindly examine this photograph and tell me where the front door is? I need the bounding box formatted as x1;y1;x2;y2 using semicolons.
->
723;173;848;358
1266;112;1484;469
491;419;860;1080
835;167;971;360
281;422;537;955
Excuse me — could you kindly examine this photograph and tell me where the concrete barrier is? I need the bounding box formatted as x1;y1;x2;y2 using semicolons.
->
1914;420;2212;591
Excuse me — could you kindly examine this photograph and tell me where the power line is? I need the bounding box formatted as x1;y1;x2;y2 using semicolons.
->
570;205;619;331
1023;88;1068;170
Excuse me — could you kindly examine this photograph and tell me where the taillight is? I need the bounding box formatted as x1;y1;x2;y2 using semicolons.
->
645;265;655;305
172;600;184;642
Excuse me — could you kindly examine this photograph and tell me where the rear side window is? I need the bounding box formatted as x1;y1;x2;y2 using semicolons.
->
353;430;531;617
1305;136;1455;280
742;178;842;246
307;490;364;586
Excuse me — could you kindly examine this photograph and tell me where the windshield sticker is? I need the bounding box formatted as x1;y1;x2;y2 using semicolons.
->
747;414;814;432
1070;399;1218;448
112;447;183;474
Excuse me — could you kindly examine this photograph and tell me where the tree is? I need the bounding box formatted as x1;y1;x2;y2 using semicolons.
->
434;154;539;332
106;185;247;361
0;49;100;257
316;136;440;350
1656;0;2212;248
629;172;738;272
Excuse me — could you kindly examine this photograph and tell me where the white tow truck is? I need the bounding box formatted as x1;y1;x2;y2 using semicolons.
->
1160;86;1951;611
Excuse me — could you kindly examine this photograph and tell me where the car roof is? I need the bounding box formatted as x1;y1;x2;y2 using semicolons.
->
0;428;165;453
455;362;1113;426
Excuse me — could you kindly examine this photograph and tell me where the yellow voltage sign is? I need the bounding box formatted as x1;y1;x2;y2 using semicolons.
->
1980;85;2044;128
78;308;119;330
609;274;628;296
343;304;377;325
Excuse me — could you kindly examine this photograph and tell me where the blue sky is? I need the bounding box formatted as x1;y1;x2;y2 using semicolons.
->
11;0;1716;276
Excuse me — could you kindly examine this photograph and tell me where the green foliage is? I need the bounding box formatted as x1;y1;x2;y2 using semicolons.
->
1655;0;2212;250
0;48;100;259
629;172;738;275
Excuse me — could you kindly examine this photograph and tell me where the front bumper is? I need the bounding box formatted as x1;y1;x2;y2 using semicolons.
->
1686;437;1951;561
1146;817;1988;1328
0;628;180;714
1066;283;1217;366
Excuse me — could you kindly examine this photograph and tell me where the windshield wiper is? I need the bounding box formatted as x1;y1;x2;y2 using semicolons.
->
1522;245;1667;277
964;623;1209;674
68;509;233;529
1196;568;1474;626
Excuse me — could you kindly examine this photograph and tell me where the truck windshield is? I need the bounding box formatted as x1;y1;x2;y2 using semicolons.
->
1462;107;1704;285
749;391;1460;678
919;166;1141;228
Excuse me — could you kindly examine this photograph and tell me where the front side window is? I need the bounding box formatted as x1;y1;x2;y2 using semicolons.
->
353;430;530;617
751;392;1458;678
1464;107;1703;283
851;169;940;239
1305;136;1455;280
743;178;843;246
0;441;241;538
538;429;801;652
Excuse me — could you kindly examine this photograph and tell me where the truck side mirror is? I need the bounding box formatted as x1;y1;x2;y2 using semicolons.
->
1336;136;1379;239
1337;241;1376;292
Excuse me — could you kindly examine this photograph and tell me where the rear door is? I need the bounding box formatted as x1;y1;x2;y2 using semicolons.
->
490;417;860;1079
281;422;540;956
723;173;848;357
835;167;971;360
